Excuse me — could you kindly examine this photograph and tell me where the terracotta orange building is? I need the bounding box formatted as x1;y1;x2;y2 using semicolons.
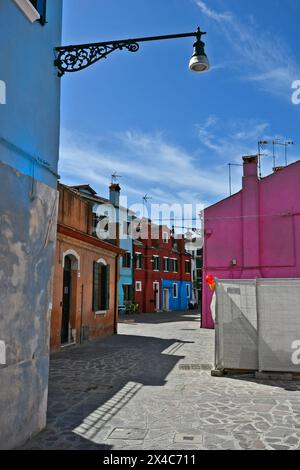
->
50;183;125;352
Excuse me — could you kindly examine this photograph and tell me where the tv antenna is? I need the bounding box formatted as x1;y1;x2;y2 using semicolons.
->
258;140;294;173
142;193;152;218
111;172;122;184
227;163;243;196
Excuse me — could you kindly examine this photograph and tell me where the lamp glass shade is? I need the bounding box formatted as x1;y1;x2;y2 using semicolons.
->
189;54;210;72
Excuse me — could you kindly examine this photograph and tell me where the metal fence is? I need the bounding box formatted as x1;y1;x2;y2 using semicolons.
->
215;279;300;372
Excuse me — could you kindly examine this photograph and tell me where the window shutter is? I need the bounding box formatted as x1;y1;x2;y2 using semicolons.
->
106;264;110;309
92;261;98;311
100;264;110;310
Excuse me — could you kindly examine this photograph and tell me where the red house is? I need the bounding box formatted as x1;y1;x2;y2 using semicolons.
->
133;220;192;312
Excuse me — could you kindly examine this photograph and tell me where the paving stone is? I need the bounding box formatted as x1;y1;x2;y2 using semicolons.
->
19;311;300;451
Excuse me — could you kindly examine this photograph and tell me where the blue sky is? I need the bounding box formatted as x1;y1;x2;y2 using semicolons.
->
59;0;300;214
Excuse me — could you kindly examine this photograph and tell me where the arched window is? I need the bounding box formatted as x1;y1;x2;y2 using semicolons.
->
62;250;80;271
93;260;110;312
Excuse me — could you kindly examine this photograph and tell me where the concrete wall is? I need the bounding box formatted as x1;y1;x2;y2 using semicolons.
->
0;163;58;449
51;235;118;352
0;0;62;449
203;157;300;329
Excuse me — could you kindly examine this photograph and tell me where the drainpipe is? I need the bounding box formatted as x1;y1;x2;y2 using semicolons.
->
80;284;84;343
113;254;119;334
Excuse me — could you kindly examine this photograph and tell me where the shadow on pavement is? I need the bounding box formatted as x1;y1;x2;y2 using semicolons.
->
20;333;189;450
122;310;201;325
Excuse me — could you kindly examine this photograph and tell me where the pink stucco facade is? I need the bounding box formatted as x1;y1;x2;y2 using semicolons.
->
202;156;300;329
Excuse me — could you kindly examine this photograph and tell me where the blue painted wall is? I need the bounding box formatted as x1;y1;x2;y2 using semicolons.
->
0;0;62;449
0;0;62;188
161;280;192;311
118;208;133;306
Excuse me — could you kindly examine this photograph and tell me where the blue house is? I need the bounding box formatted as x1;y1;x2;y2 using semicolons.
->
118;207;134;307
0;0;62;449
161;280;193;311
108;184;134;307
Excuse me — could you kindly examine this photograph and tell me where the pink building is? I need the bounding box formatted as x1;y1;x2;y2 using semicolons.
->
202;155;300;329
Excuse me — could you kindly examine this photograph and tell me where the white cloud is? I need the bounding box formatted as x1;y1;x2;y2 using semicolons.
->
195;0;232;22
195;0;300;99
196;115;269;159
59;128;230;208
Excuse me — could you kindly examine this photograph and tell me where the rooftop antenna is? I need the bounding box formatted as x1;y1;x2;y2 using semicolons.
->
275;140;294;166
111;172;122;184
228;163;243;196
142;193;152;219
258;140;294;172
258;141;269;178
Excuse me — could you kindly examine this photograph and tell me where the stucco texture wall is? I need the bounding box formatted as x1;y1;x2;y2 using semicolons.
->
202;160;300;329
0;0;62;189
0;162;58;449
51;235;118;352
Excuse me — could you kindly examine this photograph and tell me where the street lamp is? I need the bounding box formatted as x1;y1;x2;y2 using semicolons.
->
54;27;209;77
189;28;210;72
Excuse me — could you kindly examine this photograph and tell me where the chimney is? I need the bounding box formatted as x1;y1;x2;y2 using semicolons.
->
273;166;285;172
241;154;261;276
109;183;121;207
242;155;258;177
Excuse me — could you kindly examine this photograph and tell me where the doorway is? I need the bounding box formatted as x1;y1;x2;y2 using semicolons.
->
61;255;72;345
153;282;160;311
163;288;169;311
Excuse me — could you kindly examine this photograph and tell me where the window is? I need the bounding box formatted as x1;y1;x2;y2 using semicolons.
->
171;258;178;273
163;257;170;272
93;262;110;312
186;284;191;298
162;232;169;243
134;253;143;269
173;283;178;298
123;284;132;302
30;0;47;24
15;0;47;24
122;252;131;269
135;281;142;292
185;260;191;274
153;256;160;271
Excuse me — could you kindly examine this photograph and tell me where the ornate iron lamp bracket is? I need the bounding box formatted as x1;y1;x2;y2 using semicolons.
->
55;41;140;77
54;28;206;77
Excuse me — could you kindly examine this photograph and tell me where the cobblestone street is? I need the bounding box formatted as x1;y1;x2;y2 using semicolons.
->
21;312;300;450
